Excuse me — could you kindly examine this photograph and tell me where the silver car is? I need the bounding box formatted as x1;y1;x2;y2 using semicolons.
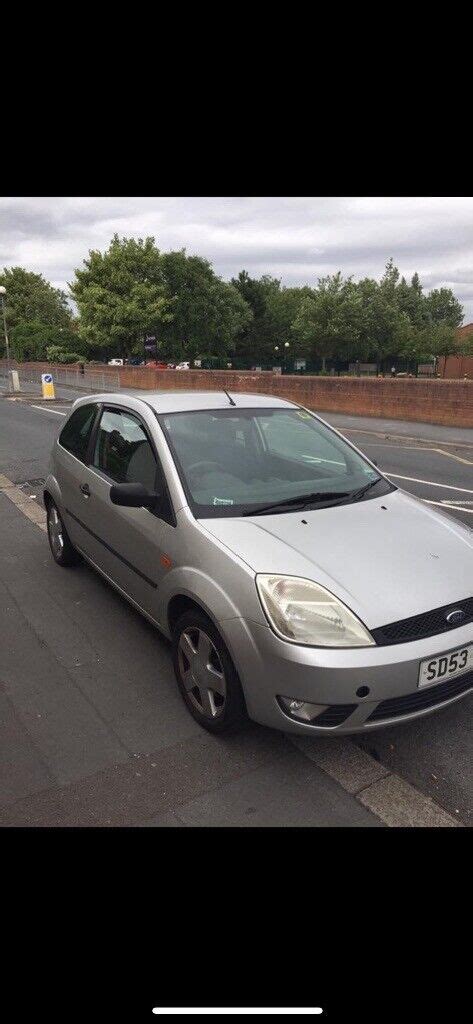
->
44;390;473;735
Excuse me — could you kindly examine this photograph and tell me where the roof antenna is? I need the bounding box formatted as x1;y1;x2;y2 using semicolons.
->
206;364;236;406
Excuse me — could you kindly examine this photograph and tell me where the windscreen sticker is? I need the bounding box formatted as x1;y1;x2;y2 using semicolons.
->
296;410;311;419
213;497;234;505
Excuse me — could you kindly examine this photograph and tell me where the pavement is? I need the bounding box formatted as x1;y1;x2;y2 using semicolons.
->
0;390;471;826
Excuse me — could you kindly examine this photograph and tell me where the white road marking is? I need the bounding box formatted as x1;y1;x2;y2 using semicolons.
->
342;426;473;450
362;441;473;464
383;473;473;495
30;405;67;415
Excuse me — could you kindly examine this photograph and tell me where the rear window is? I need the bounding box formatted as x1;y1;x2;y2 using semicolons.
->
59;404;97;461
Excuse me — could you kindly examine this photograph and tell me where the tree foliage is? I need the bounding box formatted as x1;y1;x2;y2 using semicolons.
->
70;236;171;358
159;252;252;364
9;320;84;361
3;246;468;371
238;259;466;370
0;267;72;332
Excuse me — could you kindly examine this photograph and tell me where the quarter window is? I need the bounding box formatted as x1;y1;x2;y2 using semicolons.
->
94;408;157;492
59;404;97;462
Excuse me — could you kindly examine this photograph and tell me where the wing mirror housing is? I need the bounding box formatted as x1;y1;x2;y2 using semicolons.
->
110;482;160;509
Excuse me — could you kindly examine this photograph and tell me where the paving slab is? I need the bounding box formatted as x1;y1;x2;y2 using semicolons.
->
159;748;383;828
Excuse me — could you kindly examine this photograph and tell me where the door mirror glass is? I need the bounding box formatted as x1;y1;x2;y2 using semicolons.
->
110;482;159;508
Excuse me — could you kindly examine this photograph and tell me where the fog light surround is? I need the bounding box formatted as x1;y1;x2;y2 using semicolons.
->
278;695;328;722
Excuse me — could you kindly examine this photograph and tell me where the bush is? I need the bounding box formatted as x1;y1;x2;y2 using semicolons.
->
46;346;83;364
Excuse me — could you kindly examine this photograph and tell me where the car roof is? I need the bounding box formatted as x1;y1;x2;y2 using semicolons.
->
75;390;300;413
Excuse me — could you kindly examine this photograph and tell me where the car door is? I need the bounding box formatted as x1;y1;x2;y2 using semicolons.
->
73;405;176;618
55;401;100;549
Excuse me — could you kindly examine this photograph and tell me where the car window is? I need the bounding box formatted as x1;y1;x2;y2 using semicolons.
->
258;411;348;474
59;404;97;462
94;409;157;492
159;408;389;517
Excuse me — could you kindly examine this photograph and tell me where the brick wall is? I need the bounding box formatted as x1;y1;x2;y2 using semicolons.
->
4;360;473;428
119;367;473;428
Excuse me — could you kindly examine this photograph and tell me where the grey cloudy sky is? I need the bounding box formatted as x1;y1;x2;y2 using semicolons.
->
1;196;473;322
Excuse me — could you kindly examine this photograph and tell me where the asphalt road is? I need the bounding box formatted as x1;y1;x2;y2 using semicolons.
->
0;392;471;825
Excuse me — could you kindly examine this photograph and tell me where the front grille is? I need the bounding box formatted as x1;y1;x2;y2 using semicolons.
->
371;597;473;646
367;670;473;723
313;704;357;727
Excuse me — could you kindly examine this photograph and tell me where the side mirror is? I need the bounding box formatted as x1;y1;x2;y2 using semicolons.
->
110;482;159;509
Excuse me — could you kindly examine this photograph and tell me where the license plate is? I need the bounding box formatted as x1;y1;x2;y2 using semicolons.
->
418;644;472;688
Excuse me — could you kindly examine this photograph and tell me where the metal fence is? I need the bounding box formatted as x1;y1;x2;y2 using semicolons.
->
47;366;121;391
0;364;121;394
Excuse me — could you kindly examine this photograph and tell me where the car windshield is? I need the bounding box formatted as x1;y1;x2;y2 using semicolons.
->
158;407;394;517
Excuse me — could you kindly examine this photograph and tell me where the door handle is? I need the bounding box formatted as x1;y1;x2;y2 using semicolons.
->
80;483;91;498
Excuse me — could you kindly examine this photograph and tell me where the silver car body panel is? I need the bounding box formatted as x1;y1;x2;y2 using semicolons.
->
44;390;473;735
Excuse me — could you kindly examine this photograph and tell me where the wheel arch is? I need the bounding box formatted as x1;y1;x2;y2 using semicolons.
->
168;593;221;636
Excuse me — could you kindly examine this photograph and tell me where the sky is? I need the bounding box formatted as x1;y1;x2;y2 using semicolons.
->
1;196;473;323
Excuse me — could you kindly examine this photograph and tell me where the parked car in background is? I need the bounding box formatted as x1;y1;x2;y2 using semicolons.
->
175;361;190;370
108;359;124;366
44;390;473;738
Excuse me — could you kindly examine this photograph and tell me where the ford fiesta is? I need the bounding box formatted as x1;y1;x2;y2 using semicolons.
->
44;391;473;735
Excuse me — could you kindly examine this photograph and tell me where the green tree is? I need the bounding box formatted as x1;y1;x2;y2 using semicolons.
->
231;272;282;364
160;251;252;364
0;267;72;338
70;235;171;358
425;287;463;328
396;273;430;331
9;320;86;361
429;323;459;363
45;345;84;364
292;273;363;370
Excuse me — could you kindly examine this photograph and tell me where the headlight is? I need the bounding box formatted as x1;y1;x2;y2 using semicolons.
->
256;574;375;647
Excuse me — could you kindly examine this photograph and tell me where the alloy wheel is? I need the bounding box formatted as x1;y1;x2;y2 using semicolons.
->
177;627;227;718
48;506;64;559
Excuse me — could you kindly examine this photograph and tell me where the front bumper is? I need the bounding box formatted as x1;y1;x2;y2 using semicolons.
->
222;616;473;734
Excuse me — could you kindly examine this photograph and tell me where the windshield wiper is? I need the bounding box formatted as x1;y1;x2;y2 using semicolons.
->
348;478;381;502
242;491;350;517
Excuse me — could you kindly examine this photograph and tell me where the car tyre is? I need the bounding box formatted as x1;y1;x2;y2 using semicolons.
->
172;609;247;734
46;500;80;567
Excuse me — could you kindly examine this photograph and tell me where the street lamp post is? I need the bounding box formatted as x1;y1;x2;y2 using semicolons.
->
0;286;12;390
284;340;290;373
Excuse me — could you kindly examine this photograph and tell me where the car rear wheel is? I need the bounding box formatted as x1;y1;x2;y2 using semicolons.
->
46;501;80;567
172;610;247;734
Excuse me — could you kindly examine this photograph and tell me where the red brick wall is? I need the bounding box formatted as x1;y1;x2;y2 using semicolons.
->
119;367;473;428
4;361;473;428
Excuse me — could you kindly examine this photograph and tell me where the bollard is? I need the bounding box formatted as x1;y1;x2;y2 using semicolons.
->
41;373;56;400
9;369;20;392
